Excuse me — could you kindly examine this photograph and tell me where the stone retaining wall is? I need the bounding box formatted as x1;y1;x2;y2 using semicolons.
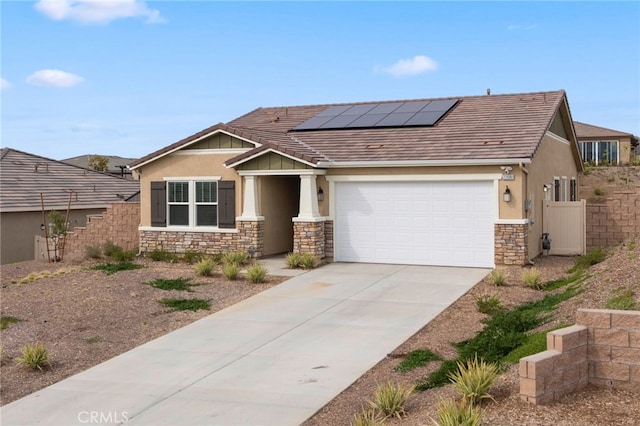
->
520;309;640;405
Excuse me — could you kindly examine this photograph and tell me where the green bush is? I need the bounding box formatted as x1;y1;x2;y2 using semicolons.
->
433;398;481;426
300;253;319;269
85;244;102;259
285;252;303;269
145;278;192;291
112;248;135;262
448;355;499;404
1;316;22;330
222;263;240;280
475;294;504;316
351;408;385;426
605;289;638;310
521;267;542;289
489;269;507;286
222;251;249;266
181;250;202;264
91;262;143;275
158;298;210;312
102;240;120;257
16;342;51;371
394;349;443;373
194;258;216;276
368;382;414;419
246;263;268;283
573;247;607;271
147;248;177;262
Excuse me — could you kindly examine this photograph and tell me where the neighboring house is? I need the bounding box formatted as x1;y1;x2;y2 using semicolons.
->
0;148;140;264
61;154;139;179
574;121;639;165
129;90;583;268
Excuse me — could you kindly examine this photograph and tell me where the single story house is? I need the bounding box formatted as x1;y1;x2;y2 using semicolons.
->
574;121;639;165
0;148;140;264
129;90;583;268
61;154;139;179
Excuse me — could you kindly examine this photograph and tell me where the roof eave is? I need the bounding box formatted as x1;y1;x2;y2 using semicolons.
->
316;158;532;168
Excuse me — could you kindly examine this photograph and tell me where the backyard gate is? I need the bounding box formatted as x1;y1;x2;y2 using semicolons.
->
542;200;586;255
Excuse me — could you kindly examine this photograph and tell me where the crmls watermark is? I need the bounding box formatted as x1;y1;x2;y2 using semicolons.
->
77;411;129;424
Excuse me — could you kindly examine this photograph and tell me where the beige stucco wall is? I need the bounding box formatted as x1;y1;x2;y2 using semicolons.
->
526;133;580;259
1;208;105;264
137;153;243;227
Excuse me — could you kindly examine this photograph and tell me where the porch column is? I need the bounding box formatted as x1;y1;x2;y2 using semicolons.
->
298;174;321;220
240;175;262;220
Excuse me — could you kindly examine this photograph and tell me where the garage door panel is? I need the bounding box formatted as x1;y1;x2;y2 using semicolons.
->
335;181;494;267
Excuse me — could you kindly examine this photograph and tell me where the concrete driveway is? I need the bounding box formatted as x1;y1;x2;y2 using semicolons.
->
0;262;489;426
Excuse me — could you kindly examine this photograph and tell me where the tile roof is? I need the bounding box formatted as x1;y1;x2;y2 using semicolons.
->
0;148;140;212
132;90;571;169
574;121;638;140
61;154;138;175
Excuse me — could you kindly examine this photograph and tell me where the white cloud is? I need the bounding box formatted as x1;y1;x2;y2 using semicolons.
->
377;55;438;77
34;0;166;25
0;78;11;90
507;24;538;31
26;69;84;88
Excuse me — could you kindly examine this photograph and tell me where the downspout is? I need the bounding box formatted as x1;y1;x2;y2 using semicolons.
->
519;162;534;265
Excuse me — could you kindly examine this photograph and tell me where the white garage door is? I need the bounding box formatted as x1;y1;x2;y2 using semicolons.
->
334;181;495;267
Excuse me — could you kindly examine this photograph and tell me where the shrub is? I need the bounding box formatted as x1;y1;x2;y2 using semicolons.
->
521;267;542;289
593;187;604;196
351;408;385;426
181;250;201;264
433;398;481;426
158;298;210;312
1;316;22;330
222;251;249;266
146;278;192;291
91;262;143;275
194;258;216;276
368;382;414;419
246;263;268;283
102;240;121;258
300;253;319;269
285;252;303;269
489;269;507;286
475;294;504;316
573;247;607;271
605;289;638;310
448;355;499;404
112;248;136;262
85;244;102;259
15;342;51;370
222;263;240;280
394;349;442;373
147;248;177;262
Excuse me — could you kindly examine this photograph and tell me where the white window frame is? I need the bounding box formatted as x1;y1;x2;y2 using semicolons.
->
580;140;619;165
165;177;221;228
167;181;190;226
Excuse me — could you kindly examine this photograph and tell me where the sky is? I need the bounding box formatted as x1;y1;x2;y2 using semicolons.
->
1;0;639;161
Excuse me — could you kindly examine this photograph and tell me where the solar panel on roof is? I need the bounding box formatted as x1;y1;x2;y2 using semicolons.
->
291;99;459;131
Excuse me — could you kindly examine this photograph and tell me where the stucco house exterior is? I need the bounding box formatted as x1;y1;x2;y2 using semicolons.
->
574;121;639;165
129;90;583;268
0;148;140;264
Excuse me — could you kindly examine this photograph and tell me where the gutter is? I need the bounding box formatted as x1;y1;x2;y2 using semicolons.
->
315;158;532;168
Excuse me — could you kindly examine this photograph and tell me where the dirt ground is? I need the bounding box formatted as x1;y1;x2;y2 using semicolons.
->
1;243;639;425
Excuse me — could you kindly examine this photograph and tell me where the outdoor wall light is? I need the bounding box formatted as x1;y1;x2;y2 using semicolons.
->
503;186;512;202
40;223;45;231
543;184;551;192
317;187;324;202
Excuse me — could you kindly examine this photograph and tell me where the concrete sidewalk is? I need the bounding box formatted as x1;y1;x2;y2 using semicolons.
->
0;262;489;426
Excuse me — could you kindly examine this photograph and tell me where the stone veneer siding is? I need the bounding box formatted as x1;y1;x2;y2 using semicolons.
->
324;220;334;259
586;188;640;249
64;202;140;260
293;220;326;259
139;220;264;257
495;223;528;265
520;309;640;405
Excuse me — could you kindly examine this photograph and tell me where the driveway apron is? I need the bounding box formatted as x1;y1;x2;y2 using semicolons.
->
0;263;489;426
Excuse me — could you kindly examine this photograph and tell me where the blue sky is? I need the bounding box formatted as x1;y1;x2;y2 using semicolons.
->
2;1;639;161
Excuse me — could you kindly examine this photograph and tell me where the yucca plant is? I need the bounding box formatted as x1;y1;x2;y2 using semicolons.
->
15;342;51;371
194;257;216;276
522;267;542;289
448;355;499;404
222;262;240;280
222;251;249;266
368;382;414;419
246;263;268;283
432;398;482;426
351;407;385;426
285;252;303;269
300;253;319;269
489;268;507;286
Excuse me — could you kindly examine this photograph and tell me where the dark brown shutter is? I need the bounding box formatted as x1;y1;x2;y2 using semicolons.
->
218;180;235;228
151;181;166;227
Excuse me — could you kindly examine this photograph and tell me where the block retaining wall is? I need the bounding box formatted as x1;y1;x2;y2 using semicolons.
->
586;188;640;249
64;202;140;260
520;308;640;405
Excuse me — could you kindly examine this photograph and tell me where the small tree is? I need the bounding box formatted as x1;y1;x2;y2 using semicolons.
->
88;155;109;172
48;210;68;261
